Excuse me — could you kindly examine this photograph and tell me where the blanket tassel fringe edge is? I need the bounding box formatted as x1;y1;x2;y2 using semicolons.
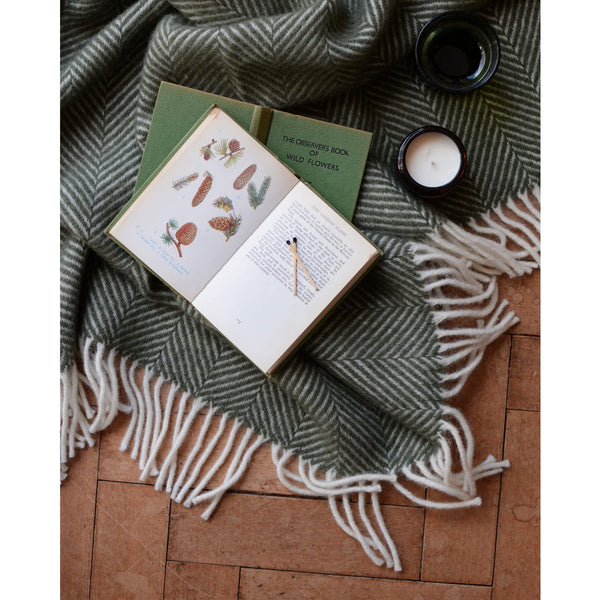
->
60;185;539;572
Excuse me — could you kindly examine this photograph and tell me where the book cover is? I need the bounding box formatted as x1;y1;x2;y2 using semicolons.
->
107;105;380;375
135;82;372;221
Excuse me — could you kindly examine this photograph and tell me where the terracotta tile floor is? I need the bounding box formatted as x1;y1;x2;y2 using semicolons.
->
61;270;540;600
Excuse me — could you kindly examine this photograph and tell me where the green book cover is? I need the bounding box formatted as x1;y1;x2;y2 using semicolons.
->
135;82;372;221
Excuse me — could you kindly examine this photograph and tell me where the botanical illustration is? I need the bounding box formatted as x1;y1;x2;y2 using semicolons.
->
200;139;217;161
172;172;198;190
208;215;242;242
192;172;213;206
247;176;271;209
209;197;241;242
212;196;234;212
233;164;257;189
161;219;198;257
200;137;245;168
214;138;245;167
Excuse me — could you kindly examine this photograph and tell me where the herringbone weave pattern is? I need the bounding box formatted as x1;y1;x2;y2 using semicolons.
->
60;0;539;476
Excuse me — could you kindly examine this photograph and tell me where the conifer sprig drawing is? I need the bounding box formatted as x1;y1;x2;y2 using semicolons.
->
200;139;217;161
162;219;197;257
172;173;198;190
248;176;271;209
214;138;245;167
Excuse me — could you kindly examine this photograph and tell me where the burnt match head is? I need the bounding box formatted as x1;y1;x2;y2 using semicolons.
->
293;237;297;244
286;240;291;245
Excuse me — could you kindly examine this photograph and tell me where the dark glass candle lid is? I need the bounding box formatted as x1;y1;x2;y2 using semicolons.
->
415;11;500;93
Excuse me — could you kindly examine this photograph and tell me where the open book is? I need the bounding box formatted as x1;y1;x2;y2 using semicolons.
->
107;106;381;375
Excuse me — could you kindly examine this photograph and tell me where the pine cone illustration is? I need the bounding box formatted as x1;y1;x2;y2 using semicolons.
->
192;172;212;206
233;164;257;190
208;216;235;231
208;215;242;242
214;138;245;167
162;220;197;257
175;222;197;246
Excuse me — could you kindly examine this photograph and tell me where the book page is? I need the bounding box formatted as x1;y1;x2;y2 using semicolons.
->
108;107;298;301
192;182;379;374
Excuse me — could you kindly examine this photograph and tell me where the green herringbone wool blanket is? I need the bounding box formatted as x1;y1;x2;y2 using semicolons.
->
60;0;539;570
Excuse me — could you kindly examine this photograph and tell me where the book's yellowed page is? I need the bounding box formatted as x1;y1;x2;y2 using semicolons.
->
192;182;379;373
108;108;298;301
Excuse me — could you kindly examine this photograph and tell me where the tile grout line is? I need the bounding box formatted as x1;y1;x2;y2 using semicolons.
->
489;332;515;595
228;564;499;588
237;564;242;600
161;498;174;600
418;497;427;582
94;472;424;509
88;432;103;600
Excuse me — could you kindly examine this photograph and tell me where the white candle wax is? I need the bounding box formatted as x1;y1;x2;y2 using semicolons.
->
405;131;462;187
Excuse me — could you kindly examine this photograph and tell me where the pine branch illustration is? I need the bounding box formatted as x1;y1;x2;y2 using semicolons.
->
223;152;243;168
165;221;182;257
214;138;245;167
214;138;229;157
247;176;271;209
248;182;259;208
225;215;242;240
259;176;271;197
200;139;217;160
172;173;198;190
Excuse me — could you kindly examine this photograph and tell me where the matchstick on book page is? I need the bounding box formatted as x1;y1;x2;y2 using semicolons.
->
106;105;381;374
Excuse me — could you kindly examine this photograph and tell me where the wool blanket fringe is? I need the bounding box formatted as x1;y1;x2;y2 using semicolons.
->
410;185;540;398
60;187;538;570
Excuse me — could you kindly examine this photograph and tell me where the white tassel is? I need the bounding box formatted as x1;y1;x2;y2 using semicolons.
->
273;447;322;496
327;492;384;566
172;406;221;502
357;488;394;569
197;433;265;518
410;188;540;403
181;419;242;506
139;382;178;482
154;397;204;493
341;492;385;567
370;490;402;571
128;362;146;462
139;369;154;472
60;364;95;473
145;374;165;477
119;358;139;452
165;391;192;493
392;405;508;509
